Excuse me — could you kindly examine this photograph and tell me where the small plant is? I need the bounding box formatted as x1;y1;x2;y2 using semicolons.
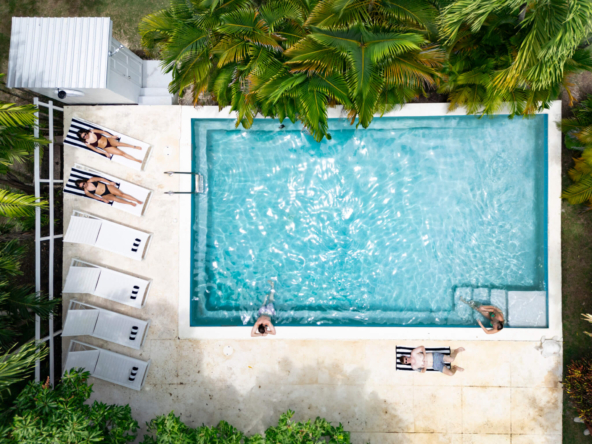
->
143;410;351;444
565;358;592;426
1;369;138;443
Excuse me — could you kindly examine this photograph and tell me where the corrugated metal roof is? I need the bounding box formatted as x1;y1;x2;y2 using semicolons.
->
7;17;111;89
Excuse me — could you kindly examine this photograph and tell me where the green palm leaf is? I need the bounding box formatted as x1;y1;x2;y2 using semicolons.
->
0;343;47;397
561;175;592;205
0;190;46;218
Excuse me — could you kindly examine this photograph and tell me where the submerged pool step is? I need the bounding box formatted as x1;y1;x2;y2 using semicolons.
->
507;291;547;327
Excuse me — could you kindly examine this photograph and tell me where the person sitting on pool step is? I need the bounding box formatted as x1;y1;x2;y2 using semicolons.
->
400;346;465;376
251;281;277;337
460;297;505;334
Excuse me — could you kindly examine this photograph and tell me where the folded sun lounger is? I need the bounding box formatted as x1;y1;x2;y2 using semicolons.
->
64;210;152;261
64;340;151;390
395;346;451;372
64;164;153;217
63;258;151;308
64;117;151;171
62;300;150;350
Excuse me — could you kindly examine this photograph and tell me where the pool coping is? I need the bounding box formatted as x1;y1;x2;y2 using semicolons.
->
178;102;562;341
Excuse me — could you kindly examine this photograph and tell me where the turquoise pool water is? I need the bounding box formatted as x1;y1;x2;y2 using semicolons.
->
190;115;547;327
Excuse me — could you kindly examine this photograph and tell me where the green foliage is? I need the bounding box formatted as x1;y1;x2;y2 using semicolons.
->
1;369;139;443
139;0;442;141
439;0;592;117
0;241;59;349
561;96;592;209
565;358;592;424
142;410;351;444
0;343;47;398
0;189;45;218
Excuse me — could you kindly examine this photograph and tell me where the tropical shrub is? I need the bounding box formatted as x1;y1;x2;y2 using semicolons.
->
565;358;592;425
142;409;351;444
439;0;592;116
0;369;138;442
560;96;592;209
139;0;443;141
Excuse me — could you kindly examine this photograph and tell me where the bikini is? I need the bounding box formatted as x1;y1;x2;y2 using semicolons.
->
89;134;117;149
87;181;107;197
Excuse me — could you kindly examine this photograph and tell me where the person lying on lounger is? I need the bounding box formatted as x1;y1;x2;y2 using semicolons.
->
75;177;143;207
251;281;277;337
460;297;505;334
399;346;465;376
76;128;143;163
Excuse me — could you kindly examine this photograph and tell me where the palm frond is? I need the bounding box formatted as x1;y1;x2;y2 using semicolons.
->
0;190;46;218
0;343;47;397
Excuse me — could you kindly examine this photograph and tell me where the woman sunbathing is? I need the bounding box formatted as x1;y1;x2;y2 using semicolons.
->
75;177;143;207
77;129;142;163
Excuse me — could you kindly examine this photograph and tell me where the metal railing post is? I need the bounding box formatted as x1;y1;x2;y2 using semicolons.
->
33;97;41;383
48;101;55;387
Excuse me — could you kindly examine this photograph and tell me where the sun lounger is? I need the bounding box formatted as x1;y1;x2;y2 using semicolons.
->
64;340;151;390
64;164;152;217
64;117;151;171
63;258;151;308
62;300;150;350
395;346;451;371
64;210;152;260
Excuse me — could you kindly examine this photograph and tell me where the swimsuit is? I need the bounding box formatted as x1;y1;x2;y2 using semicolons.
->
432;353;445;372
258;303;276;318
87;181;107;197
89;134;118;149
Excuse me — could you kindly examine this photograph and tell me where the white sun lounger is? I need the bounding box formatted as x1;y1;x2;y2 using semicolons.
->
62;300;150;350
64;340;151;390
63;258;151;308
64;117;152;171
64;210;152;260
64;164;152;217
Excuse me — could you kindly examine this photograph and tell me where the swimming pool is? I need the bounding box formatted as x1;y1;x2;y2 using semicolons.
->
188;110;551;329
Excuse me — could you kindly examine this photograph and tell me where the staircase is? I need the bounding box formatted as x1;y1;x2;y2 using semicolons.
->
139;61;176;105
449;287;547;327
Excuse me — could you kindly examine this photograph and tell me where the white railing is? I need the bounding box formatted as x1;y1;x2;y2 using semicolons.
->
33;98;64;386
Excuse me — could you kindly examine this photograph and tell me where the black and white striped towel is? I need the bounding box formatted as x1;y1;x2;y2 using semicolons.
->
64;118;121;158
64;167;120;205
396;346;451;371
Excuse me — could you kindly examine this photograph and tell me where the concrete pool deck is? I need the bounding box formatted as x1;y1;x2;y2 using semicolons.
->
62;105;563;443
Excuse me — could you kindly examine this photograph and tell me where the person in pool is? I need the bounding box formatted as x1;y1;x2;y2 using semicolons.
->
251;281;277;337
399;346;465;376
76;128;143;163
460;297;505;334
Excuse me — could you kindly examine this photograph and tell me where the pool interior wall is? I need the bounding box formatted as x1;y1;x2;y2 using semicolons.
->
190;115;548;328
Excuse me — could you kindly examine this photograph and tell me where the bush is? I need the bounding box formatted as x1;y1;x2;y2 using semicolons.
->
565;358;592;424
0;369;138;443
143;409;351;444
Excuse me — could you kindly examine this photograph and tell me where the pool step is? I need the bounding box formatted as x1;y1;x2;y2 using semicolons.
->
449;287;510;326
447;287;474;325
507;291;547;327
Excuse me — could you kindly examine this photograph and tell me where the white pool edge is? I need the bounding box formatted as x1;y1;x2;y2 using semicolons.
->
178;102;562;341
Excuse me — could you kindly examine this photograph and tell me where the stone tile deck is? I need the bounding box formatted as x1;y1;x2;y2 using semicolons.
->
62;106;562;443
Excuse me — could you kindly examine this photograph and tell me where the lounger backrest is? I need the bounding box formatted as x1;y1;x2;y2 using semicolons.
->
93;310;148;349
95;221;151;260
64;216;102;246
62;310;100;336
64;350;100;374
93;350;150;391
94;268;150;306
63;266;101;294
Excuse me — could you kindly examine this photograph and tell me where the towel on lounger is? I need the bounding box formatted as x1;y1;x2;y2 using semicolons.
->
395;346;451;371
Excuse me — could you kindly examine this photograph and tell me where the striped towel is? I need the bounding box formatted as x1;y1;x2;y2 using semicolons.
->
64;167;120;205
64;118;150;170
396;346;451;372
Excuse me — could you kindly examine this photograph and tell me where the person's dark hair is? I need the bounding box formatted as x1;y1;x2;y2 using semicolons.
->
497;321;504;331
74;179;87;189
398;356;407;364
76;129;90;141
258;324;266;334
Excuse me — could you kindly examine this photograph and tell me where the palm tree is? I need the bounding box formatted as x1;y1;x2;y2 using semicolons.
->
439;0;592;116
140;0;442;141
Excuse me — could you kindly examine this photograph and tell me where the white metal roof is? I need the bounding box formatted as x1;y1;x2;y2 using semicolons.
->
7;17;112;89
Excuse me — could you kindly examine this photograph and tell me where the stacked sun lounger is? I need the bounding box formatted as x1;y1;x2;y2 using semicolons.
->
63;118;153;390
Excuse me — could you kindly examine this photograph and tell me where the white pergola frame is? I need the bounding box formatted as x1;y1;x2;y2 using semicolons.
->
33;98;64;385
